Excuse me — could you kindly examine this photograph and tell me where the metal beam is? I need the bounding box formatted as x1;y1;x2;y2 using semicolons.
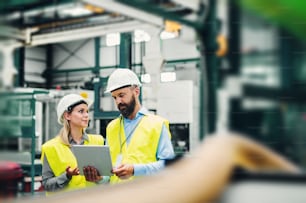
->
172;0;201;12
114;0;204;30
51;57;199;74
0;25;26;41
0;0;74;13
29;20;147;46
83;0;163;27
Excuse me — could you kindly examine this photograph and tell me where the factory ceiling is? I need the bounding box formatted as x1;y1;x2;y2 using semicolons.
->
0;0;201;46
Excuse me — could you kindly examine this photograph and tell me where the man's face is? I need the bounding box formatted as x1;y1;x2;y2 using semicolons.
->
111;86;136;118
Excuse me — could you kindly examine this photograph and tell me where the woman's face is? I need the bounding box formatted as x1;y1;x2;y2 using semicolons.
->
65;103;89;129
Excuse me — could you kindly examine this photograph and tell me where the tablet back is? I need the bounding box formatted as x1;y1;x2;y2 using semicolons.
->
71;145;113;176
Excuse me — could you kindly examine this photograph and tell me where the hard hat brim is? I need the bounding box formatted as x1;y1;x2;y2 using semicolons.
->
104;84;141;94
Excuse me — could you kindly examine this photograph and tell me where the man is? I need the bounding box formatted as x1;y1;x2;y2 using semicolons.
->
105;68;175;184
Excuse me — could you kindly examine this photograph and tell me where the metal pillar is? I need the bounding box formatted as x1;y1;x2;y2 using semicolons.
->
119;32;132;68
198;0;218;138
227;0;241;75
93;37;100;76
45;45;53;88
14;47;25;87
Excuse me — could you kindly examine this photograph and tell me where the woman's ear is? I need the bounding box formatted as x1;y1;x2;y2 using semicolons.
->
63;111;71;122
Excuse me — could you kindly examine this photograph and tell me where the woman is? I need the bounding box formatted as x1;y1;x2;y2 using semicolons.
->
41;93;104;195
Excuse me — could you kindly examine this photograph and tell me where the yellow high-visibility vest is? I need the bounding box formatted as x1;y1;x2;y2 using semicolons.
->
106;115;170;184
41;134;104;195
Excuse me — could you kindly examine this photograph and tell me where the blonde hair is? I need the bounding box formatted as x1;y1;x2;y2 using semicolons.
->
57;117;85;146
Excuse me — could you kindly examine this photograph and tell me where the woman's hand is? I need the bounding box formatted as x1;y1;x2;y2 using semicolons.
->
66;166;80;179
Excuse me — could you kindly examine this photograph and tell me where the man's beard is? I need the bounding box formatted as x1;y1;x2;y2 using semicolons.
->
118;95;136;118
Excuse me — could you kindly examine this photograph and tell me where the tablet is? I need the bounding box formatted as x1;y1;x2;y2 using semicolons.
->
71;145;113;176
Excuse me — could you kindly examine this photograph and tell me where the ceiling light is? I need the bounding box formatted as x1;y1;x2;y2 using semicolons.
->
61;5;92;17
106;33;120;46
161;72;176;82
160;30;179;40
141;74;151;83
134;29;151;43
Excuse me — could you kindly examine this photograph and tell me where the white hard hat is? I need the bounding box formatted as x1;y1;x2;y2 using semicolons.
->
105;68;142;93
56;93;93;125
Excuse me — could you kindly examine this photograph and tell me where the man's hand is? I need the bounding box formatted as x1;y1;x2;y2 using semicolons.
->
83;166;103;182
112;164;134;180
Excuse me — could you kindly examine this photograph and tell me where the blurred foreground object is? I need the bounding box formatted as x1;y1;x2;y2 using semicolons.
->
0;161;23;199
16;133;301;203
238;0;306;40
219;171;306;203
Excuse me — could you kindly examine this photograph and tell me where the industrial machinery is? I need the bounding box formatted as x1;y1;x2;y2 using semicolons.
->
157;80;200;155
0;89;48;195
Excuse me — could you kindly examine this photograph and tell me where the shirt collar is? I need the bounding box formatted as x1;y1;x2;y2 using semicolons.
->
138;106;149;116
69;132;89;145
122;106;149;122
